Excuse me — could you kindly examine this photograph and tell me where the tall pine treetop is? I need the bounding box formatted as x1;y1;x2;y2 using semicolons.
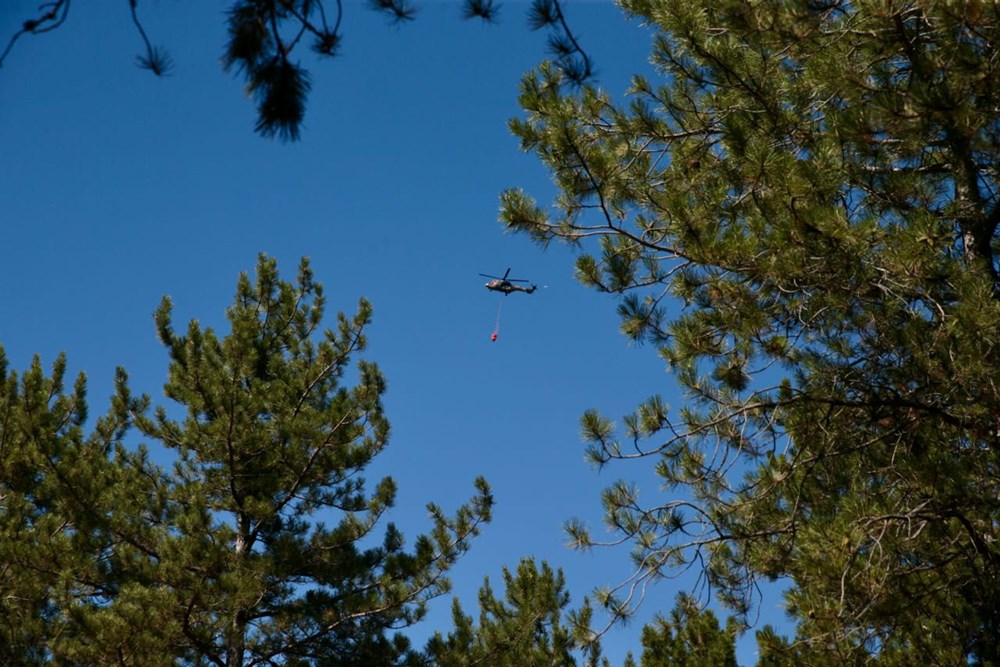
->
0;255;493;665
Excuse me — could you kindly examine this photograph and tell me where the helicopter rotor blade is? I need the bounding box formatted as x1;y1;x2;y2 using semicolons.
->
479;269;532;283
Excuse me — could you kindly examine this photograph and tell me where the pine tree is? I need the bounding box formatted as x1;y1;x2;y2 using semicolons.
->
0;351;92;663
0;255;493;664
0;348;163;663
502;0;1000;662
639;595;738;667
425;567;746;667
425;558;607;667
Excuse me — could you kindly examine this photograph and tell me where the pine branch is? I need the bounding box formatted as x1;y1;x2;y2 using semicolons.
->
462;0;501;24
130;0;172;75
528;0;592;86
368;0;418;24
0;0;71;69
2;0;595;140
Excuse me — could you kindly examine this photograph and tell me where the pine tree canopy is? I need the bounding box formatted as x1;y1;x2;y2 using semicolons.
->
425;557;611;667
501;0;1000;662
638;594;739;667
0;254;493;665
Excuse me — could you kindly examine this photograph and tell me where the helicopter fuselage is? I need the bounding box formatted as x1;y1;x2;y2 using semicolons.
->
485;280;536;295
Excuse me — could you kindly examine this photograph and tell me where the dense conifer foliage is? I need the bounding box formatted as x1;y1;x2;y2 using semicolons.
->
0;256;492;664
502;1;1000;662
426;558;604;667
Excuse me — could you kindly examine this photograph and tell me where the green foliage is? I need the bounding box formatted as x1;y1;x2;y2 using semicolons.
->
0;255;492;665
424;567;748;667
639;594;739;667
0;352;86;663
503;0;1000;663
425;558;607;667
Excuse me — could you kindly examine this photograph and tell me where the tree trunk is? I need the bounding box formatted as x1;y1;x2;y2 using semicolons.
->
227;517;249;667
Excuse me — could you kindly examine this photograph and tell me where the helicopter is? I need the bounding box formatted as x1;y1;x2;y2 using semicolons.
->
480;268;537;296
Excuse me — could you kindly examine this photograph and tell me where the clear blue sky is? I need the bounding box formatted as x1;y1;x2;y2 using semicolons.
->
1;1;787;662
